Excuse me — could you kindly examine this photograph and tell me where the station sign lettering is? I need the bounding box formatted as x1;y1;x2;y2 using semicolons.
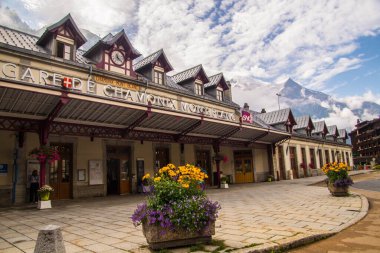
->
0;62;236;122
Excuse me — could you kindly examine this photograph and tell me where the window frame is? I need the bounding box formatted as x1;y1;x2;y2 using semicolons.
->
56;41;73;60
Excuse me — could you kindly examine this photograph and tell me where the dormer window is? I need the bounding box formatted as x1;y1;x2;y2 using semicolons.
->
216;88;223;101
56;41;73;60
195;83;203;95
154;71;164;84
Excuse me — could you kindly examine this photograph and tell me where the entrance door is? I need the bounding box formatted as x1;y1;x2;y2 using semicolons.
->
106;146;131;195
234;151;254;183
49;143;73;199
195;150;211;185
155;147;169;171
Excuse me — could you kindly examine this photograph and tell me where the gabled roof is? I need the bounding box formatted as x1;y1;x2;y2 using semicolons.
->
171;64;210;84
338;129;348;139
133;49;173;72
312;121;328;134
204;73;229;90
0;25;88;64
255;108;297;126
294;116;315;130
83;29;141;59
327;125;339;136
37;14;87;48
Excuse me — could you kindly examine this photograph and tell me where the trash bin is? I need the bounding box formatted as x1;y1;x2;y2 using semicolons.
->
288;170;293;180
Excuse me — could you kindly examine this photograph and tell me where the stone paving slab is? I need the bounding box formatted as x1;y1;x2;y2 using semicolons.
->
0;170;370;252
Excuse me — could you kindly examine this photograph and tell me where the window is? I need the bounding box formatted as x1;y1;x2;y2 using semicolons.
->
154;71;164;85
56;42;72;60
216;89;223;101
195;83;203;95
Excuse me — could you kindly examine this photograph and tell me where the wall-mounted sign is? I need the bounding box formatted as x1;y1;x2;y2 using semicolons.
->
242;110;253;123
89;160;103;185
94;75;140;91
0;62;236;122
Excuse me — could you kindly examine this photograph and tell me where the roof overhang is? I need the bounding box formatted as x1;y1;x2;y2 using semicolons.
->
0;84;290;145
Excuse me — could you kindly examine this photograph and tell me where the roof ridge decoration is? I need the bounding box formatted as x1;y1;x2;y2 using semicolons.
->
36;13;87;48
83;29;141;59
133;48;174;72
170;64;210;84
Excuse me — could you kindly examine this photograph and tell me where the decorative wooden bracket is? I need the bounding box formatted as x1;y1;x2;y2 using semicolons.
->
175;116;203;141
219;126;242;142
39;92;70;145
246;130;270;146
123;102;152;137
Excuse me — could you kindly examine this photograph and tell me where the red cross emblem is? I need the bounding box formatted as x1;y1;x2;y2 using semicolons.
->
62;77;72;89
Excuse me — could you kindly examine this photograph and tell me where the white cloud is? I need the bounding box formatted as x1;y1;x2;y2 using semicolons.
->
336;91;380;110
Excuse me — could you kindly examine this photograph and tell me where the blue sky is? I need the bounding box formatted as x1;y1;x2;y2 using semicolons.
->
326;35;380;96
0;0;379;128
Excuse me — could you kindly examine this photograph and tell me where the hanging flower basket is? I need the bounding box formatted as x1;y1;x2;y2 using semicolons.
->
29;146;60;163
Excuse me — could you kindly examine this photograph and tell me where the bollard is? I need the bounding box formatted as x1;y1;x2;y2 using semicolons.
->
34;225;66;253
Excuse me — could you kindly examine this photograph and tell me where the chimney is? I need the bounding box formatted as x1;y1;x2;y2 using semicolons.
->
261;108;266;113
243;103;249;111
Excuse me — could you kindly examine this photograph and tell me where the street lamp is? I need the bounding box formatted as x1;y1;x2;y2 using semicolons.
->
276;93;282;110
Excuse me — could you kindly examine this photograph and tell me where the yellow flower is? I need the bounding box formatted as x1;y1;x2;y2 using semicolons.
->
142;173;150;180
154;177;161;182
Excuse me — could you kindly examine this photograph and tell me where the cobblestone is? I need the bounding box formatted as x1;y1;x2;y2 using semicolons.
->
0;171;370;252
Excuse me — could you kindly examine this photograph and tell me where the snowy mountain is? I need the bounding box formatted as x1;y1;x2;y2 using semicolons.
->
279;78;380;125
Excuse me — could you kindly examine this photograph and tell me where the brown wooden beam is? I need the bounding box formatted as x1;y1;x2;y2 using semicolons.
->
175;116;203;141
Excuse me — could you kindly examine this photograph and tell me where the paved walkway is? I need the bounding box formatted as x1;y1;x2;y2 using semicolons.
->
0;171;370;253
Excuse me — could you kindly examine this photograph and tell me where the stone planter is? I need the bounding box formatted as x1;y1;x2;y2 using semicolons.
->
220;183;229;189
328;183;349;197
37;200;52;209
142;221;215;250
142;185;152;193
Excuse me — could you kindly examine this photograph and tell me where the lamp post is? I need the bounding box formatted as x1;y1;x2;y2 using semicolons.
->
276;93;282;110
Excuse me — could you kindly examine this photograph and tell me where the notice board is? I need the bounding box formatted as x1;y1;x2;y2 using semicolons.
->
89;160;103;185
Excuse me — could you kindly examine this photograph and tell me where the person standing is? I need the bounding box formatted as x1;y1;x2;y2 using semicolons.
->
29;170;39;203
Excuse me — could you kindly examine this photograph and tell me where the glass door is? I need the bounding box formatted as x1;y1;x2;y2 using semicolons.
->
49;143;73;199
106;146;131;195
195;150;211;185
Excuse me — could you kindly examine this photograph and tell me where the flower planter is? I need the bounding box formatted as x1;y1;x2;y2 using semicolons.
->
220;183;229;189
328;183;349;197
142;221;215;250
142;185;152;193
39;192;50;201
37;200;52;209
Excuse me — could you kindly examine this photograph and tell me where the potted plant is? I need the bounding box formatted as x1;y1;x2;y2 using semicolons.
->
322;162;353;197
132;163;221;250
267;175;274;182
141;173;153;193
220;176;229;188
37;184;54;209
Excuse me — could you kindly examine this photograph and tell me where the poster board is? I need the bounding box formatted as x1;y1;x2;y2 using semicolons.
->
89;160;103;185
78;169;86;181
26;160;40;187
